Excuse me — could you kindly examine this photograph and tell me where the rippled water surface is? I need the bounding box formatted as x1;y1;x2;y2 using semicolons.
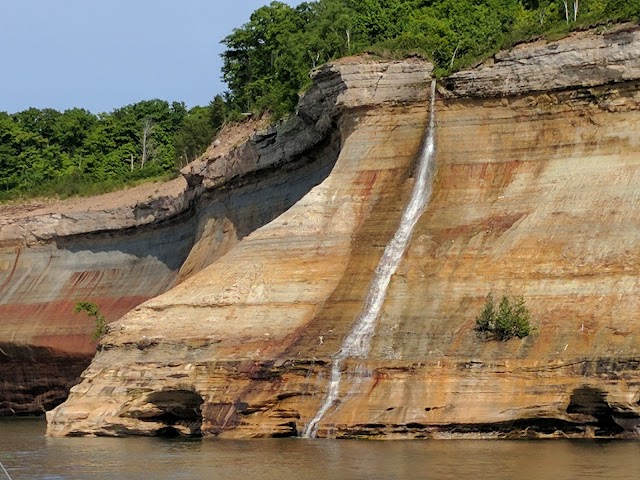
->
2;418;640;479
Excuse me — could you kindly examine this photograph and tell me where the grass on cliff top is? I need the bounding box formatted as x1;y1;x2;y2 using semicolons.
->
0;170;179;205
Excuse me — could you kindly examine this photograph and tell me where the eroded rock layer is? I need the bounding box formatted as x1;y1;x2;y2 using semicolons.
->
0;211;197;413
46;59;434;436
4;58;430;414
47;25;640;438
0;343;89;415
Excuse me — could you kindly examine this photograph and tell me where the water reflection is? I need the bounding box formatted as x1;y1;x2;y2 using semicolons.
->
2;418;640;479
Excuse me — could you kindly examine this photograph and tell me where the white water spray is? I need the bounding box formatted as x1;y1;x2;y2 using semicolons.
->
303;80;438;438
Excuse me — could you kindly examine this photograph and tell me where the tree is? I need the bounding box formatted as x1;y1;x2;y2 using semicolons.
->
12;107;61;142
221;1;310;116
53;108;97;155
0;113;23;191
306;0;356;61
0;99;190;201
3;0;639;202
173;106;217;166
74;301;108;341
475;292;495;333
561;0;580;22
208;95;227;129
475;293;532;341
140;117;154;169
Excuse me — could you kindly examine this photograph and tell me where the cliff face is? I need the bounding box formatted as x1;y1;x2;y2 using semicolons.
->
0;185;196;414
2;57;405;413
44;24;640;438
44;59;434;436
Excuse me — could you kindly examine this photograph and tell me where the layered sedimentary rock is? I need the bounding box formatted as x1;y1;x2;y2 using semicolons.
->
3;59;426;414
47;24;640;439
443;24;640;97
0;343;89;415
46;59;434;436
0;186;197;414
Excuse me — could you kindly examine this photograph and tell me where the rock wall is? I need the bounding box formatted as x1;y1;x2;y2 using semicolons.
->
442;25;640;97
0;204;198;414
45;59;434;436
3;58;429;414
46;24;640;438
0;343;89;415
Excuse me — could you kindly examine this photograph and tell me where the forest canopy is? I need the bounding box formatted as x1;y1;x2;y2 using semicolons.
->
0;98;228;200
2;0;639;201
221;0;640;116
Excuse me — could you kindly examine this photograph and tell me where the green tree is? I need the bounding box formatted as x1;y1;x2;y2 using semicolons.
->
475;292;495;333
12;107;61;142
53;108;97;155
3;0;640;202
222;1;310;116
173;106;218;167
346;0;408;48
1;99;191;201
475;293;531;341
208;95;228;129
0;113;23;191
74;301;108;341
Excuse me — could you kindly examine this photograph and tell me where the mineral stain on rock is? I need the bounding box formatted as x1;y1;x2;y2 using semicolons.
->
4;26;640;439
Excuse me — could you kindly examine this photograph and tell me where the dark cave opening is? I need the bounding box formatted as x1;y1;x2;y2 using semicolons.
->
142;390;204;438
567;386;625;435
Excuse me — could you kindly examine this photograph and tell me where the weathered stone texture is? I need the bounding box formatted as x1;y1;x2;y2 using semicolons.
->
444;24;640;98
46;59;434;437
44;26;640;438
1;59;431;416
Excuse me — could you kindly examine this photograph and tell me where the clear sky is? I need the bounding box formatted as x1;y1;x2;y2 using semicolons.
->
1;0;302;114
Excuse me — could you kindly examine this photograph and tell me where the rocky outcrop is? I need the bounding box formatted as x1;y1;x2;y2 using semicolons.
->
443;23;640;97
45;58;435;436
0;343;89;415
0;187;198;413
46;24;640;439
177;59;431;279
2;59;430;415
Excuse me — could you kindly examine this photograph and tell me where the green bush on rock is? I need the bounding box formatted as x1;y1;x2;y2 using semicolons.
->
74;301;108;341
475;293;531;341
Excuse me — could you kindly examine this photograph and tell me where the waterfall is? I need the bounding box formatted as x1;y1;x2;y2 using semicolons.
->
0;459;13;480
302;80;438;438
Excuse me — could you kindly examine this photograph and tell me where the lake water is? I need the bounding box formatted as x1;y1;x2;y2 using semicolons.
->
2;418;640;479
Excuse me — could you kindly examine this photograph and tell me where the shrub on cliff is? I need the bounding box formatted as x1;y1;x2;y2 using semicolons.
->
475;293;531;341
74;301;108;341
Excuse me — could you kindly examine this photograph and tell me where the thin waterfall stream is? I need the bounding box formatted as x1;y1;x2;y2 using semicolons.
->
302;80;438;438
0;459;14;480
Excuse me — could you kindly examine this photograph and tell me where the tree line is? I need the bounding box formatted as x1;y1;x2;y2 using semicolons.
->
0;97;228;200
221;0;640;117
2;0;639;201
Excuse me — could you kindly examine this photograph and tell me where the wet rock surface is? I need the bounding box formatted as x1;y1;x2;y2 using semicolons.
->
0;343;90;415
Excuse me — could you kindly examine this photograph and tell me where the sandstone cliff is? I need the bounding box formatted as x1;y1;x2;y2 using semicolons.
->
2;58;423;413
42;24;640;438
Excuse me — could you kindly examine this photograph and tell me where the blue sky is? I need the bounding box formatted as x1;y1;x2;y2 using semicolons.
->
1;0;302;114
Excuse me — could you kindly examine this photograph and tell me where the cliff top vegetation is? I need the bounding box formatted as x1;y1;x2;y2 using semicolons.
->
221;0;640;116
2;0;638;203
0;97;229;202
